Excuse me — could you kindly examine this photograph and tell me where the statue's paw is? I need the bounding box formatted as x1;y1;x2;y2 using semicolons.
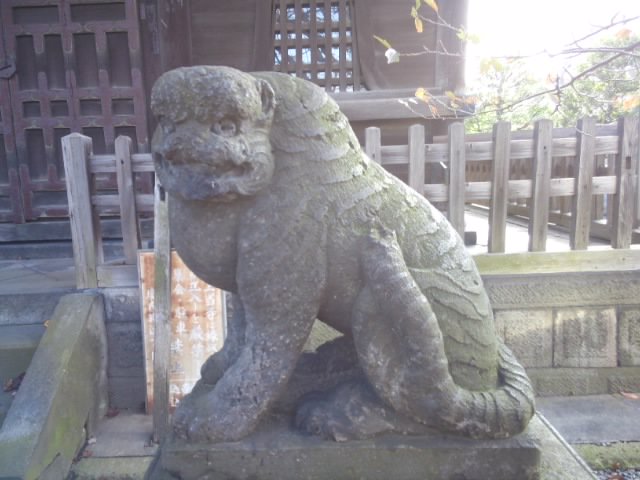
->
295;397;355;442
295;383;397;442
172;394;198;440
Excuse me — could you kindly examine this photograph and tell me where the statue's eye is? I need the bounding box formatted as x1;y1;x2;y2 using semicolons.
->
212;119;237;137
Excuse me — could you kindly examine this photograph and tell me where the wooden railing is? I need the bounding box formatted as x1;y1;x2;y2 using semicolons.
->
366;115;640;253
62;115;639;288
61;133;154;288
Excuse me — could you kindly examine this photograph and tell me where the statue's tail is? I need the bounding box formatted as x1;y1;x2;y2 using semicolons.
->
354;227;535;439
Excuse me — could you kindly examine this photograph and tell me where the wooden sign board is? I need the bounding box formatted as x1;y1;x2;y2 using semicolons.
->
139;250;226;412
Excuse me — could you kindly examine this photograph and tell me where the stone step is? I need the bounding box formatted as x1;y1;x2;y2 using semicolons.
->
68;413;158;480
0;324;45;427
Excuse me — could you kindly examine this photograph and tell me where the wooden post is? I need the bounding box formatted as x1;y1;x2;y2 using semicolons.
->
570;117;596;250
408;124;425;195
488;122;511;253
528;119;553;252
61;133;99;289
447;122;466;237
115;136;141;264
152;179;172;443
365;126;381;164
611;115;639;249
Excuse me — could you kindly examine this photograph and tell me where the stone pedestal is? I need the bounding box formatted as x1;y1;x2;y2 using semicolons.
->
154;415;543;480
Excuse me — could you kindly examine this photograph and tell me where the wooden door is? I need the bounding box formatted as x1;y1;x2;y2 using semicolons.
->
0;0;148;224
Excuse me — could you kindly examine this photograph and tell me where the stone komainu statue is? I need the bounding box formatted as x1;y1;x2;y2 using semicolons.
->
150;66;535;443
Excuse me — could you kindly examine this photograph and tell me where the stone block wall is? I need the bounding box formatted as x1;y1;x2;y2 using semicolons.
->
102;287;146;411
99;268;640;408
485;270;640;397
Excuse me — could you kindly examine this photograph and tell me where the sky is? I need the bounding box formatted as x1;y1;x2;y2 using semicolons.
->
464;0;640;84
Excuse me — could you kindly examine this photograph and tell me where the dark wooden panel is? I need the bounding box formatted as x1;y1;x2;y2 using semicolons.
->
0;6;24;223
354;0;466;90
1;0;149;223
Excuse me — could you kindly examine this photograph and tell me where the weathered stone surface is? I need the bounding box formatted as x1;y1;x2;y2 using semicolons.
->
618;308;640;366
0;293;108;480
483;271;640;310
0;292;64;326
103;287;141;324
149;65;534;443
108;377;146;412
527;367;640;397
553;308;617;368
0;324;45;380
495;309;553;368
106;321;144;378
156;415;542;480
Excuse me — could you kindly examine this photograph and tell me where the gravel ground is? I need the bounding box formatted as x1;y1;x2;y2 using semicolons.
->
595;469;640;479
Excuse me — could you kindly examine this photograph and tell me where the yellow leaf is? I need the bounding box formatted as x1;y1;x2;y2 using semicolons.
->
373;35;392;49
428;104;439;117
415;17;423;33
415;0;421;10
415;87;430;102
616;28;632;40
622;95;640;111
423;0;438;13
411;6;418;18
445;90;458;101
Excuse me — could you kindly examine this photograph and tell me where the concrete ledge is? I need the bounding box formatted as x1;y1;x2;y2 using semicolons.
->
528;367;640;397
155;415;542;480
0;293;108;480
68;457;155;480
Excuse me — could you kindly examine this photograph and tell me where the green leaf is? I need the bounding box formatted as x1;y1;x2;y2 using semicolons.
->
423;0;438;13
373;35;392;49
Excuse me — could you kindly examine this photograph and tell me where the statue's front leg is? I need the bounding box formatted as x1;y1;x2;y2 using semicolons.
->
172;294;246;433
176;298;320;442
176;246;327;442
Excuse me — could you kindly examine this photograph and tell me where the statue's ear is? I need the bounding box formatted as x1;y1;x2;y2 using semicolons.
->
257;79;275;120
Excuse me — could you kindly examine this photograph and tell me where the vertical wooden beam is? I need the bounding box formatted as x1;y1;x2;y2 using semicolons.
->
488;121;511;253
570;117;596;250
528;119;553;252
612;115;640;249
152;179;171;443
408;124;425;195
62;133;99;289
115;136;141;264
447;122;466;237
365;126;381;164
323;0;333;90
293;0;303;77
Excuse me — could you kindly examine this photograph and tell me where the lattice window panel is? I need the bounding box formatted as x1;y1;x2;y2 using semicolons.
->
0;0;149;222
273;0;361;92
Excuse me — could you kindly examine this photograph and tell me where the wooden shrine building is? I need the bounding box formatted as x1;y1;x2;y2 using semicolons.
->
0;0;468;254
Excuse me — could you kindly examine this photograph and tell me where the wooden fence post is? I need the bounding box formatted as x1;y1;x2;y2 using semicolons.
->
447;122;466;237
488;121;511;253
408;124;425;194
115;136;141;264
62;133;99;289
153;179;172;443
365;126;381;164
611;115;639;249
570;117;596;250
528;119;553;252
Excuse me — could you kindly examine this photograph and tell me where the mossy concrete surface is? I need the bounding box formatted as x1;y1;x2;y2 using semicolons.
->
574;443;640;470
68;457;155;480
0;293;108;480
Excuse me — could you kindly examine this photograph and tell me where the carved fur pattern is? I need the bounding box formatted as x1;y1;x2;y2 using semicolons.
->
150;66;535;442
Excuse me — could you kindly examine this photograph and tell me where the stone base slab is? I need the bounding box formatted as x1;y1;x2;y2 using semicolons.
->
155;415;542;480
